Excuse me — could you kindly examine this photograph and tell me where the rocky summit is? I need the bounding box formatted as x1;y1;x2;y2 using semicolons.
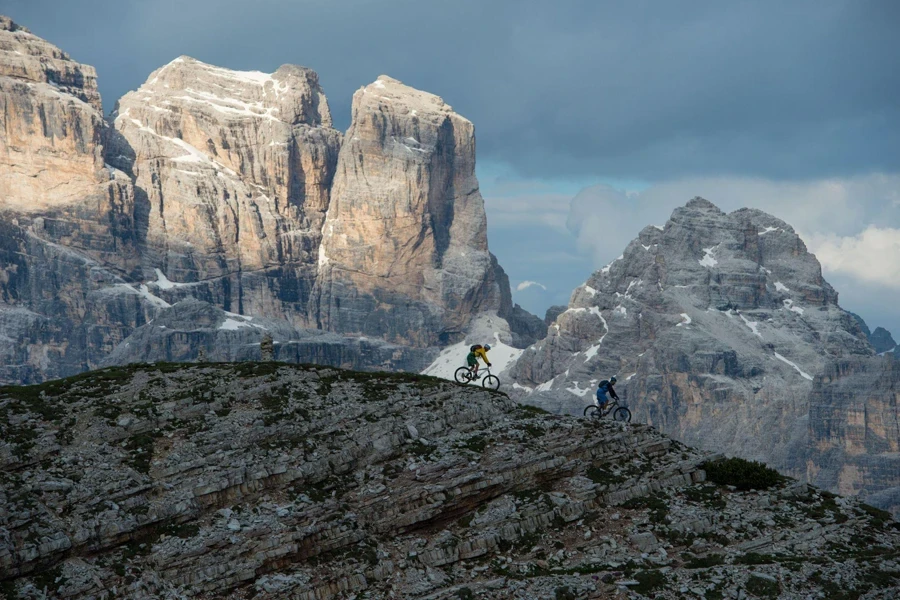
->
0;16;538;385
1;363;899;599
508;198;900;518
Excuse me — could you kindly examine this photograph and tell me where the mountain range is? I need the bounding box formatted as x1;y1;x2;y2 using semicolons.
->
0;14;897;522
0;15;540;385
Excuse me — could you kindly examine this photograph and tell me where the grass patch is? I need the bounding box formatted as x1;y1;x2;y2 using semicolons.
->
685;554;725;569
734;553;776;566
123;430;162;474
632;570;666;595
586;465;627;486
621;493;669;524
683;484;726;510
462;435;488;453
744;574;780;597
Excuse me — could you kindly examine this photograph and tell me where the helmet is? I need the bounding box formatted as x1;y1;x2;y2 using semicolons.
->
610;376;617;383
484;344;491;350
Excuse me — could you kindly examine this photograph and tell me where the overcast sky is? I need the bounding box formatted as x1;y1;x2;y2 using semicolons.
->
5;0;899;336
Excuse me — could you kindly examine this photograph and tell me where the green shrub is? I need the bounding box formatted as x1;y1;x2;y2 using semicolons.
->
701;457;785;491
632;570;666;594
745;574;780;597
554;586;575;600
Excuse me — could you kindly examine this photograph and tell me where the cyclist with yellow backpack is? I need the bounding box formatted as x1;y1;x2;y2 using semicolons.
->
466;344;492;379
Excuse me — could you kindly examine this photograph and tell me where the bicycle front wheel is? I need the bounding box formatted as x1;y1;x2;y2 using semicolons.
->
454;367;472;385
482;374;500;391
613;407;632;422
583;405;599;418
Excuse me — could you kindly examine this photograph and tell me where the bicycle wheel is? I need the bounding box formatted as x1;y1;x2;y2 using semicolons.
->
454;367;472;385
482;374;500;391
613;407;632;422
583;405;599;418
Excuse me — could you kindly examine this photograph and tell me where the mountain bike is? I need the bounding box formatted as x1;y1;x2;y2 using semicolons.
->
454;365;500;391
583;397;631;422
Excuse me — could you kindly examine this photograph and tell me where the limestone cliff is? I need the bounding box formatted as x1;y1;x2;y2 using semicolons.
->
0;16;535;382
111;56;342;322
313;76;505;346
0;16;145;383
808;356;900;515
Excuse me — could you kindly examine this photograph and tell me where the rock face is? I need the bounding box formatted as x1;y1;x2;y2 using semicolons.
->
2;363;899;598
102;298;431;373
313;76;505;346
111;56;342;322
508;198;897;510
808;357;900;515
0;16;536;383
870;327;897;355
0;16;144;383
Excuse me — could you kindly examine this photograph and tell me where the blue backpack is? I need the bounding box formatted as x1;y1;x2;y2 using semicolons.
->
596;380;610;400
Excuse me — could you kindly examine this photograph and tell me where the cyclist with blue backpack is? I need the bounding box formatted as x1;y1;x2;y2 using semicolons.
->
596;376;619;409
466;344;492;379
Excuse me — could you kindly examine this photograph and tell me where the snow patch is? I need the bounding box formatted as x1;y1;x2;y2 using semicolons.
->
699;247;718;268
676;313;692;327
739;313;763;338
152;268;191;290
774;281;790;292
583;310;609;362
583;285;599;296
774;352;814;381
421;334;523;381
759;227;779;235
137;285;171;309
566;381;592;397
535;377;556;393
600;255;623;275
783;299;805;315
653;225;664;231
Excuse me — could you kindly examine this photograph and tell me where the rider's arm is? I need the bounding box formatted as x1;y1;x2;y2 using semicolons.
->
476;348;491;366
609;385;619;400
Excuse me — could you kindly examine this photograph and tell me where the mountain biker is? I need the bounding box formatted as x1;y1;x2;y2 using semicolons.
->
466;344;492;379
596;376;619;410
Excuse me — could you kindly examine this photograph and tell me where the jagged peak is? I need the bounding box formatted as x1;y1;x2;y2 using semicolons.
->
356;74;464;122
684;196;724;212
0;15;29;34
127;54;332;128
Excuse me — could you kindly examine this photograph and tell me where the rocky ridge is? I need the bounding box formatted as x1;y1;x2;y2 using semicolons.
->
1;363;899;599
508;198;899;516
0;16;536;384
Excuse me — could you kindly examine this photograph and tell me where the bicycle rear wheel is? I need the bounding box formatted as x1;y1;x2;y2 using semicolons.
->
454;367;472;385
613;407;632;422
482;374;500;391
583;405;599;418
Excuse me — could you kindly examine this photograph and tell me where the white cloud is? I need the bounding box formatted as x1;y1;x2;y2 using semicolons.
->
516;281;547;292
805;227;900;290
565;173;900;275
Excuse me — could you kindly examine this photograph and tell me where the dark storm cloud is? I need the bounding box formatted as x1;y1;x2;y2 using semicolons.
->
4;0;898;180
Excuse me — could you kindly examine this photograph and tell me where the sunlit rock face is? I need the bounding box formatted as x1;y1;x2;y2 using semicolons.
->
0;15;536;383
313;76;505;346
111;56;342;323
